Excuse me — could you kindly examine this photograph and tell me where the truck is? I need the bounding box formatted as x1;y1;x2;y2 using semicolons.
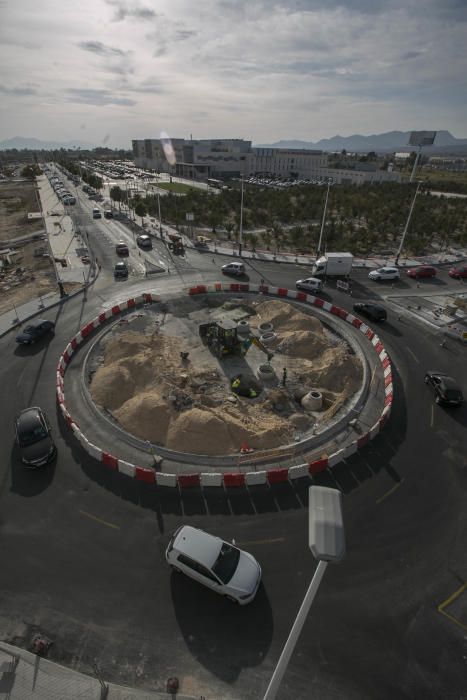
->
311;252;353;278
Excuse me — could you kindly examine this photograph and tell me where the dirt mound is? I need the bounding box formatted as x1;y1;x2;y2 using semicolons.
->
254;299;324;334
114;392;172;443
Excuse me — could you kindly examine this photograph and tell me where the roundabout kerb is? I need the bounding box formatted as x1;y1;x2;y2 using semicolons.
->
56;283;393;488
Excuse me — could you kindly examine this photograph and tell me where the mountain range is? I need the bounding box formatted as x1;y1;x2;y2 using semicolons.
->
255;130;467;154
0;137;95;151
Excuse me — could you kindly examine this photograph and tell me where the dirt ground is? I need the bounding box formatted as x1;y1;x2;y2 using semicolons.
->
0;179;76;315
90;300;362;456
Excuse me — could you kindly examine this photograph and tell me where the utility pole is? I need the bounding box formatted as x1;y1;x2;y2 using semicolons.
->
316;179;331;259
395;180;421;266
238;174;244;257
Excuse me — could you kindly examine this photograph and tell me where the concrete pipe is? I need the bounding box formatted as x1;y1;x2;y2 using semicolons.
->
260;331;277;346
259;322;273;333
301;390;323;411
257;363;276;382
237;320;250;335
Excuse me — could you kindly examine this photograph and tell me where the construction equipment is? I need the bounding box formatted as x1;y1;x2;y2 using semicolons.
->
199;321;274;361
199;320;241;358
167;234;184;255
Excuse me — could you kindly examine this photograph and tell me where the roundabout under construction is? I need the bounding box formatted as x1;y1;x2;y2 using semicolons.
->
57;283;393;486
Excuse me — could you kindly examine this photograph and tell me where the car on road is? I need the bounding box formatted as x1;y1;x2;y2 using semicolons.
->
448;265;467;279
353;303;387;322
14;406;56;468
166;525;262;605
114;261;129;279
406;265;436;279
136;234;152;249
16;319;55;344
92;208;101;219
221;262;245;277
115;241;129;255
104;210;113;219
368;267;400;282
424;371;464;406
295;277;323;293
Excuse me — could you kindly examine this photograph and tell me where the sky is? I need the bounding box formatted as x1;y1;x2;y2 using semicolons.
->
1;0;467;148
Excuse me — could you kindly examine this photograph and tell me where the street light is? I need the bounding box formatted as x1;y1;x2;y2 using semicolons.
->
395;180;421;266
238;173;244;257
316;178;331;259
263;486;345;700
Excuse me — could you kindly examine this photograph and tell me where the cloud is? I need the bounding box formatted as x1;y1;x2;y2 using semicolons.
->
0;84;37;96
78;41;127;57
106;2;157;22
66;88;137;106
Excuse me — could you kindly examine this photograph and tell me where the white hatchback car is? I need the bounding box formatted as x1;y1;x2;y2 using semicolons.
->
295;277;323;293
166;525;262;605
368;266;400;282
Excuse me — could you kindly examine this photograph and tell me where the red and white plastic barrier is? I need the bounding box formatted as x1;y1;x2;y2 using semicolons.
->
56;286;393;488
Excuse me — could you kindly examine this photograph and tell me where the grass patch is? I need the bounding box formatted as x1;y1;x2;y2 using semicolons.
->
156;182;195;194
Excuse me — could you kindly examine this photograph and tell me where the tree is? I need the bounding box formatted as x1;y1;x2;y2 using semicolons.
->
110;185;123;211
135;200;147;225
21;164;41;178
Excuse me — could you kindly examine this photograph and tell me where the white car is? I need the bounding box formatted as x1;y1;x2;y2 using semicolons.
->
166;525;262;605
295;277;323;293
368;267;400;282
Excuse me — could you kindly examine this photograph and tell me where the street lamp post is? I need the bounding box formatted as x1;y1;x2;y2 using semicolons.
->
395;180;421;266
262;486;345;700
316;179;331;259
238;174;244;257
157;191;162;236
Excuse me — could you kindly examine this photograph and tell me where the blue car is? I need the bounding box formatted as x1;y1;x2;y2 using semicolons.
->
16;319;55;344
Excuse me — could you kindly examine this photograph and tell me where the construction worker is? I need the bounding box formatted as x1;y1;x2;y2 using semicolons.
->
231;377;241;390
249;388;257;398
282;367;287;387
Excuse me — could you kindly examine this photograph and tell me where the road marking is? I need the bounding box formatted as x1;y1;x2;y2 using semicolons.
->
370;365;377;386
79;510;120;530
430;404;434;428
438;582;467;632
376;479;404;504
405;346;420;364
236;537;285;547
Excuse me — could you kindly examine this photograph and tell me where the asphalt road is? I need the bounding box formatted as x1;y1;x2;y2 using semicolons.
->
0;230;466;698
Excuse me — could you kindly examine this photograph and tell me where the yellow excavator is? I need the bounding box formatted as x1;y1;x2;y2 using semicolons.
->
199;320;274;361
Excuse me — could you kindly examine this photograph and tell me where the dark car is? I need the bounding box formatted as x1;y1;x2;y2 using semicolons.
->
353;303;387;322
115;242;129;256
448;266;467;279
424;371;464;406
114;261;129;279
14;407;56;468
16;319;55;344
136;234;152;249
406;266;436;279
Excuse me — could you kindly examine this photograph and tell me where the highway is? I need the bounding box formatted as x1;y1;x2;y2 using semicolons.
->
0;187;466;699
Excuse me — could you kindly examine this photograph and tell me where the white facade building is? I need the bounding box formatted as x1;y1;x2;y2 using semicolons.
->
249;148;327;179
321;167;402;185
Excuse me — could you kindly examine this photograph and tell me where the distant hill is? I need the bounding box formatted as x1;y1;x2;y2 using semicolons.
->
0;137;95;151
255;131;467;154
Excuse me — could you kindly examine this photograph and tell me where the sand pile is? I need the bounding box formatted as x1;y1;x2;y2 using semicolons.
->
89;300;362;455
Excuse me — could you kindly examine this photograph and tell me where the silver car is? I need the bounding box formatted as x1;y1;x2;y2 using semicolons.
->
166;525;261;604
368;266;400;282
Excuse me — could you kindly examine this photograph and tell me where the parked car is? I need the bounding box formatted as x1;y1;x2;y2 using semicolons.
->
295;277;323;293
136;234;152;248
368;267;400;282
221;262;245;277
104;210;113;219
166;525;261;605
448;266;467;279
353;303;387;322
115;241;129;256
406;266;436;279
14;407;56;468
114;261;129;278
16;319;55;344
92;208;101;219
424;371;464;406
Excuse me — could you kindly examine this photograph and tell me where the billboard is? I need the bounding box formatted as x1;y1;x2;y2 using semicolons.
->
408;131;437;147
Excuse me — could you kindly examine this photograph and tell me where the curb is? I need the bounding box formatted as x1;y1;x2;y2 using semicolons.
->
56;285;393;488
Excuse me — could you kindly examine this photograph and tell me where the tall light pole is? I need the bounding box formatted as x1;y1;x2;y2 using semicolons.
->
262;486;345;700
316;179;331;259
395;180;421;266
238;174;244;257
157;191;162;237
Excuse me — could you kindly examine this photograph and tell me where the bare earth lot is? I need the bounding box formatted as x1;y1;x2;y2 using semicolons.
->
0;179;58;315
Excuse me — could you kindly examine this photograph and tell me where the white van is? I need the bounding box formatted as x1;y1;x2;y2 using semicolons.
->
295;277;323;293
221;262;245;277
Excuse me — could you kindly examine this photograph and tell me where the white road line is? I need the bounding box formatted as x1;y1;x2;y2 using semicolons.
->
405;346;420;364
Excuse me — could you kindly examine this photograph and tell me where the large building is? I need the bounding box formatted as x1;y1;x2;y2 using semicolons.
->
132;137;401;184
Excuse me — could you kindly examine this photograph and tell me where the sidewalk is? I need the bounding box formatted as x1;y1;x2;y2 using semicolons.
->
0;643;204;700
